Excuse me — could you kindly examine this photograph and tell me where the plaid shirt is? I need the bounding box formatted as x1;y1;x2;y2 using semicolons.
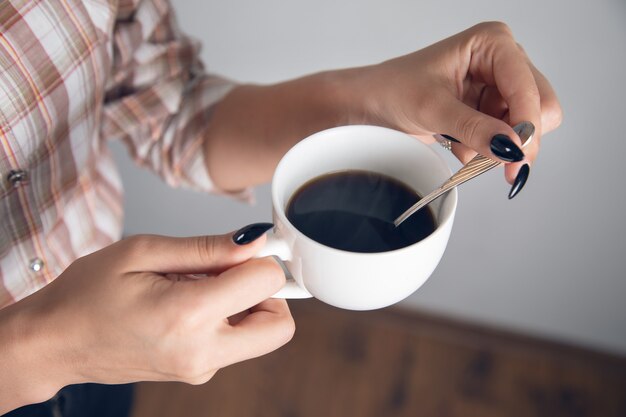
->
0;0;236;307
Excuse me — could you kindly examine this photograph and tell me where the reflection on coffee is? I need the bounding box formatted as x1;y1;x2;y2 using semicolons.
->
286;170;436;253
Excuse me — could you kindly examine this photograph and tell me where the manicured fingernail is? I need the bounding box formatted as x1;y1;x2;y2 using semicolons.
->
232;223;273;245
508;164;530;199
442;134;461;143
490;134;524;162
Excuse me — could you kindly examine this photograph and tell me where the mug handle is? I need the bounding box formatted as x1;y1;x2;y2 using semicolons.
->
254;229;313;299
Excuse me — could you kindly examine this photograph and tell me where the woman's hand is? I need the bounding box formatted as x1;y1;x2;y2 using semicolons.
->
202;21;561;197
0;228;293;412
350;21;563;196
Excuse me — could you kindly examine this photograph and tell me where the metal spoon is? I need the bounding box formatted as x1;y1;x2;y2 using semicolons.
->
393;121;535;227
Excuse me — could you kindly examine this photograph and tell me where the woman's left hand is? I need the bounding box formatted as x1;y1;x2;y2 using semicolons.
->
348;21;562;196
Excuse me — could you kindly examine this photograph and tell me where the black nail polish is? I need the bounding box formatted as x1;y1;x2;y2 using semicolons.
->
508;164;530;199
442;134;461;143
490;134;524;162
232;223;274;245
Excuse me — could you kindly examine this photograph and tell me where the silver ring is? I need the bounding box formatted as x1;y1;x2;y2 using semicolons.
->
434;134;453;151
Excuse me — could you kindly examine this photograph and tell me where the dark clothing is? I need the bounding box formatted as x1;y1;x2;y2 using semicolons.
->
4;384;133;417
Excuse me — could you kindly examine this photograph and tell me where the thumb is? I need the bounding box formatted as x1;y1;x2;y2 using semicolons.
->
426;94;526;164
112;223;273;274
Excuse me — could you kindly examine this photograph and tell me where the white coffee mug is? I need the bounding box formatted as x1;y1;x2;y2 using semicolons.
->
256;125;457;310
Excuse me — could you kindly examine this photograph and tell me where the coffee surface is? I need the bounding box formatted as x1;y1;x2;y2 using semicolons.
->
286;170;436;253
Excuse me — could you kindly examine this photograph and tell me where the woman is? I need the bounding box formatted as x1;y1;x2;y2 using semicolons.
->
0;0;561;415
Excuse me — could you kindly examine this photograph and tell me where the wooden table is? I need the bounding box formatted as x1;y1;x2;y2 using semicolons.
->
132;300;626;417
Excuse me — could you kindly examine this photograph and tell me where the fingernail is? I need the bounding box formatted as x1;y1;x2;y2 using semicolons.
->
508;164;530;199
442;134;461;143
232;223;274;245
490;134;524;162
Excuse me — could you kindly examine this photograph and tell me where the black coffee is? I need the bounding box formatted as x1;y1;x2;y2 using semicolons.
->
286;170;437;253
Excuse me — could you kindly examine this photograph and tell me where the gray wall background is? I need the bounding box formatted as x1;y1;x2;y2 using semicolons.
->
109;0;626;354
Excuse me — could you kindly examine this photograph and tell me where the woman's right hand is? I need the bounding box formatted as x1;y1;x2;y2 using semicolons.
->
1;230;294;410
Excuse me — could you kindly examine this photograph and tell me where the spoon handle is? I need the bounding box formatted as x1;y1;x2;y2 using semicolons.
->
393;121;535;227
393;155;499;226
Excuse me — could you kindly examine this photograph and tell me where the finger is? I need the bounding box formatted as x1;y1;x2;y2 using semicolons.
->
218;299;295;366
492;48;542;130
113;225;272;273
447;84;501;164
471;37;543;184
450;142;476;165
409;133;437;145
504;63;561;185
447;133;524;186
479;86;509;121
463;32;542;180
483;42;542;184
425;92;525;163
477;86;526;184
184;369;219;386
448;86;505;164
456;84;535;185
195;257;286;317
528;65;562;135
450;136;522;185
469;35;542;147
227;309;251;326
461;80;487;109
493;45;542;184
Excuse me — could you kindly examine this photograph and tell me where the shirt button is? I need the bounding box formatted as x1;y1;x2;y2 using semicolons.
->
7;169;28;187
29;258;44;272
